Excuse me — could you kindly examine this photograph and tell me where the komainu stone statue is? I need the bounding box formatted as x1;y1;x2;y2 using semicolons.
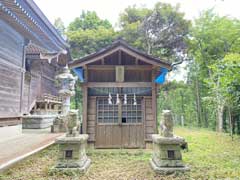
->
65;110;80;137
160;110;173;137
150;110;189;174
53;110;90;172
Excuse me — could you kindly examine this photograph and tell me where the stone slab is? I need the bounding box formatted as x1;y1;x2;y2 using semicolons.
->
56;134;89;143
150;158;190;174
52;157;91;175
152;134;185;144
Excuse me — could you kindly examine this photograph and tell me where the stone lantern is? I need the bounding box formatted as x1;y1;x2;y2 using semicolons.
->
51;66;77;133
55;66;77;115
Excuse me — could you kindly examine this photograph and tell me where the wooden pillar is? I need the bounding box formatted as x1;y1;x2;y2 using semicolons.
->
19;40;28;114
82;66;88;134
101;58;105;65
152;68;157;133
82;85;88;134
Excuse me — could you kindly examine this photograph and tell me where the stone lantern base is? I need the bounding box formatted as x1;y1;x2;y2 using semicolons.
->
150;134;190;174
54;134;91;172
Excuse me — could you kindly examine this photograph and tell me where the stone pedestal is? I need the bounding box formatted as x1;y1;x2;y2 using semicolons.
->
150;134;189;174
54;134;90;172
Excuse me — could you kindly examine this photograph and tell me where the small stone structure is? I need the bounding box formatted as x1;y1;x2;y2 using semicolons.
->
150;110;189;174
54;110;91;172
22;94;62;129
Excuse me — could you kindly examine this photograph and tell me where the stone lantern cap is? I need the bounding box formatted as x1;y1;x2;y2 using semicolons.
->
152;134;185;144
55;66;76;80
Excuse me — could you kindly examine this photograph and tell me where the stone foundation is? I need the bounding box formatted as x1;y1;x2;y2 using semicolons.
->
150;134;189;174
22;115;56;129
54;134;90;172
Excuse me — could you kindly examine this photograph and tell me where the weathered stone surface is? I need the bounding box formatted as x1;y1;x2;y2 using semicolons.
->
54;134;90;172
150;159;190;174
22;115;56;129
160;110;174;137
152;135;185;144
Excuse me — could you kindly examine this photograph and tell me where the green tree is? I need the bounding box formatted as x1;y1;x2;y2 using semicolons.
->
119;3;190;63
68;11;112;31
189;9;240;132
66;11;117;59
141;2;190;61
54;17;65;36
119;6;151;51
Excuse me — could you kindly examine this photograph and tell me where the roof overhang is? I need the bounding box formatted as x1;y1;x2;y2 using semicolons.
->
0;0;69;53
69;40;171;70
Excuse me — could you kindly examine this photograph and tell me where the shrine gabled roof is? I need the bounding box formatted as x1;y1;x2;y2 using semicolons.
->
69;39;171;69
0;0;69;53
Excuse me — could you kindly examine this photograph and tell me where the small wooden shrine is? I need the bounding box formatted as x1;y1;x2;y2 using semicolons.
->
70;39;171;148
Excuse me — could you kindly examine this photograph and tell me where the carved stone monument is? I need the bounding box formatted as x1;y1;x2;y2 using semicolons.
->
54;110;91;172
150;110;189;174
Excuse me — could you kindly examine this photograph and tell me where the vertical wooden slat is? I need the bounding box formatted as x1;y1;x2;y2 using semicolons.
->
152;68;157;134
19;41;27;114
118;50;121;65
82;85;88;134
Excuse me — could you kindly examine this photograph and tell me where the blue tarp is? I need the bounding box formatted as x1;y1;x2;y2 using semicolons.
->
155;67;168;84
73;67;84;82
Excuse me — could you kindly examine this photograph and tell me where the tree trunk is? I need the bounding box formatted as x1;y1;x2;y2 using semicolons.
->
215;75;224;132
181;115;184;126
195;77;202;127
228;106;233;140
216;104;224;132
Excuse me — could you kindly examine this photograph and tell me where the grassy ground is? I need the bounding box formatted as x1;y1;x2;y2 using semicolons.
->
1;127;240;180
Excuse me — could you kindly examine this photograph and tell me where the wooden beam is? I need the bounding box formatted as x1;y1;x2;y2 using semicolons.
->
87;65;153;70
86;82;152;88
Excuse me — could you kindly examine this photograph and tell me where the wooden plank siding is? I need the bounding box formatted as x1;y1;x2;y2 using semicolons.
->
87;97;96;142
145;97;156;141
0;20;24;118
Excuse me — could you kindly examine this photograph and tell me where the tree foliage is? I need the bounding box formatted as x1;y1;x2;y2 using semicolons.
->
119;3;190;63
68;11;112;31
66;11;117;59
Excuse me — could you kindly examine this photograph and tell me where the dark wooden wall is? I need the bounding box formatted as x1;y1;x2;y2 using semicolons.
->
22;60;58;114
0;19;24;119
0;19;59;125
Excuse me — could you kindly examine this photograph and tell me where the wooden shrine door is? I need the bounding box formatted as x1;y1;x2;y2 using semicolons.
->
95;97;145;148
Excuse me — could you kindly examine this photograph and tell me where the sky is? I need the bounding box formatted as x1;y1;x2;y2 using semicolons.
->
34;0;240;81
34;0;240;28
